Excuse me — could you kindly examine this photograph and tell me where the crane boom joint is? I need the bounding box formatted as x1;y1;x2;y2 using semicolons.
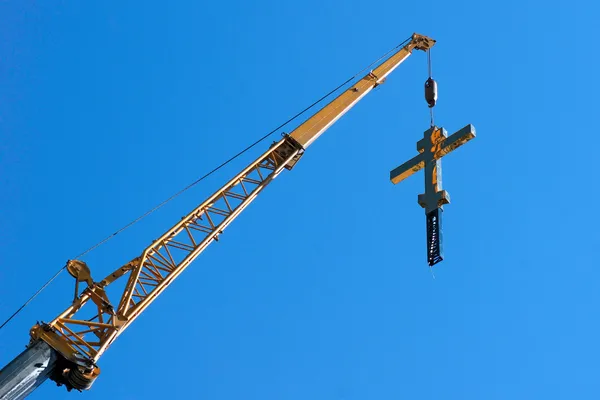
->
272;133;304;170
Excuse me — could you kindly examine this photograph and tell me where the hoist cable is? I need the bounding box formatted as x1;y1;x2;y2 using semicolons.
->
427;48;432;77
430;105;434;128
0;36;413;333
427;49;435;127
0;267;66;331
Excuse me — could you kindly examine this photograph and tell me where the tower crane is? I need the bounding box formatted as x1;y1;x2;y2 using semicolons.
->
0;33;448;399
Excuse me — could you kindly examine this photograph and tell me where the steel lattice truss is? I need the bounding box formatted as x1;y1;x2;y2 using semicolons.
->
31;136;303;364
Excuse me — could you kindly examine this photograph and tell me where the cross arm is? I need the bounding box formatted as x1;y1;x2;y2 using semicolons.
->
437;124;476;159
390;153;425;184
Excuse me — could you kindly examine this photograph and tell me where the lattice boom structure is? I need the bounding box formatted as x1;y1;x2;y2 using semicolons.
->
30;136;304;370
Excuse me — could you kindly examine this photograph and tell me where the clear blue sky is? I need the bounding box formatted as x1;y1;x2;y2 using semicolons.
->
0;1;597;399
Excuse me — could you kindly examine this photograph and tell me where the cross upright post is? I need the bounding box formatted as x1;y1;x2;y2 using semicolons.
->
390;124;475;266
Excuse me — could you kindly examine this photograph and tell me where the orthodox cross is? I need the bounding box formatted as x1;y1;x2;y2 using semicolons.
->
390;124;475;266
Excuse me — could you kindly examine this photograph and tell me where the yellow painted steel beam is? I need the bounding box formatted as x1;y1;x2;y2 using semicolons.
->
32;137;303;367
290;33;435;148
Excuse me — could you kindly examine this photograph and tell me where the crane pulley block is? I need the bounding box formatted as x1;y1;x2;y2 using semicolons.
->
425;77;438;108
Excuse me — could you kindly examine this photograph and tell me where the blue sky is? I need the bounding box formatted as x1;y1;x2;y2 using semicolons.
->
0;1;597;399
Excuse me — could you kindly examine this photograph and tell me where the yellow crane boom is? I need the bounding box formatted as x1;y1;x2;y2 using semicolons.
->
0;33;435;399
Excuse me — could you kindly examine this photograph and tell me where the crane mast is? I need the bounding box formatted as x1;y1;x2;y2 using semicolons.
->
0;33;435;399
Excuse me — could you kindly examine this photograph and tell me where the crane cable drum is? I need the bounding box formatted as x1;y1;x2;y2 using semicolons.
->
0;35;416;333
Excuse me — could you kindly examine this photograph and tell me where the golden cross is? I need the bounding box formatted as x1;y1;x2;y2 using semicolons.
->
390;124;475;265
